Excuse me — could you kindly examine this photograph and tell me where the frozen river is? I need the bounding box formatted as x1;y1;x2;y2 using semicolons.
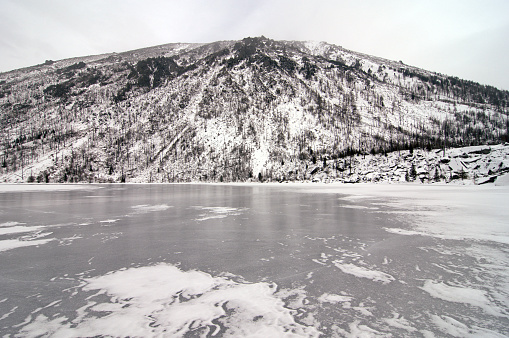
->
0;183;508;337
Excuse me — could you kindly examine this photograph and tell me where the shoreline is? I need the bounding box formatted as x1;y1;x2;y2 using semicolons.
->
1;179;508;192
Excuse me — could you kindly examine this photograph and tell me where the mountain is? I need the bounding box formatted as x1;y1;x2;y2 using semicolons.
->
1;36;508;183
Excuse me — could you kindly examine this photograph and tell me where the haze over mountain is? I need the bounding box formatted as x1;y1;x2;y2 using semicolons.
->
1;37;508;183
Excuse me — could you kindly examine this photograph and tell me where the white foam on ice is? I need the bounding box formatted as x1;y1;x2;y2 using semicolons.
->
0;306;18;321
58;235;83;246
18;263;320;337
465;244;509;310
99;219;119;224
340;205;378;210
0;238;54;252
130;204;172;213
0;225;45;236
382;312;417;332
193;206;245;221
333;320;389;337
431;315;507;337
274;287;309;310
0;221;24;227
318;293;353;303
420;280;502;316
383;227;431;237
333;262;395;284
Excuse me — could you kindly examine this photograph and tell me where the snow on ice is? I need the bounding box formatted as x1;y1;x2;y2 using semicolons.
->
420;280;502;316
17;264;320;337
332;262;395;284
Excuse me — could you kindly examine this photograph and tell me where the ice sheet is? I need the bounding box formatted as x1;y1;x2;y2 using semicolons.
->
4;183;509;337
292;183;509;245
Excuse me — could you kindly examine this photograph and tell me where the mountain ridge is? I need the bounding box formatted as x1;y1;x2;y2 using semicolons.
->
0;36;508;183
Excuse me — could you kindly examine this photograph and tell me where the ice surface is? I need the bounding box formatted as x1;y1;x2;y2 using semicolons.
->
297;183;509;245
17;264;320;337
2;183;508;337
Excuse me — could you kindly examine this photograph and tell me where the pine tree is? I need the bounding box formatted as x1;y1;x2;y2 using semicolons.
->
410;164;417;180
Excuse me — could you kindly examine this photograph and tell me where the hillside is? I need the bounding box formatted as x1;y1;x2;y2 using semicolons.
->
0;36;508;183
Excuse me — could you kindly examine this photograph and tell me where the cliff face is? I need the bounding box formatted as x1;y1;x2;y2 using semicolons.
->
1;36;508;183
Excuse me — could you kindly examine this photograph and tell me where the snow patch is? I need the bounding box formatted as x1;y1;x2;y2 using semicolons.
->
18;263;320;337
382;312;417;332
431;315;506;337
420;280;501;316
0;225;46;236
252;145;270;177
193;206;245;221
130;204;172;213
495;173;509;186
333;262;395;284
317;293;353;304
333;320;388;337
341;205;377;210
0;238;54;252
384;227;429;237
0;305;18;321
99;219;119;224
0;221;24;227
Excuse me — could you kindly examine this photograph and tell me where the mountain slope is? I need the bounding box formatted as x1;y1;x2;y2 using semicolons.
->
0;36;508;183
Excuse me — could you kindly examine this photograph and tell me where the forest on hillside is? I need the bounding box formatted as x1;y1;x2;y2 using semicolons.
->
0;37;508;183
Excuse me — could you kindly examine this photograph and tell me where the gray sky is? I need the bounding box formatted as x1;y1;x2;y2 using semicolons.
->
1;0;508;90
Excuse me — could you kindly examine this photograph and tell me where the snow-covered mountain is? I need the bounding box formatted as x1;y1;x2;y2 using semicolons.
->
1;36;508;183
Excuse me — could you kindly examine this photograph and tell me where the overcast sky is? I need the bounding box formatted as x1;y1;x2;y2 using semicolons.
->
1;0;508;90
